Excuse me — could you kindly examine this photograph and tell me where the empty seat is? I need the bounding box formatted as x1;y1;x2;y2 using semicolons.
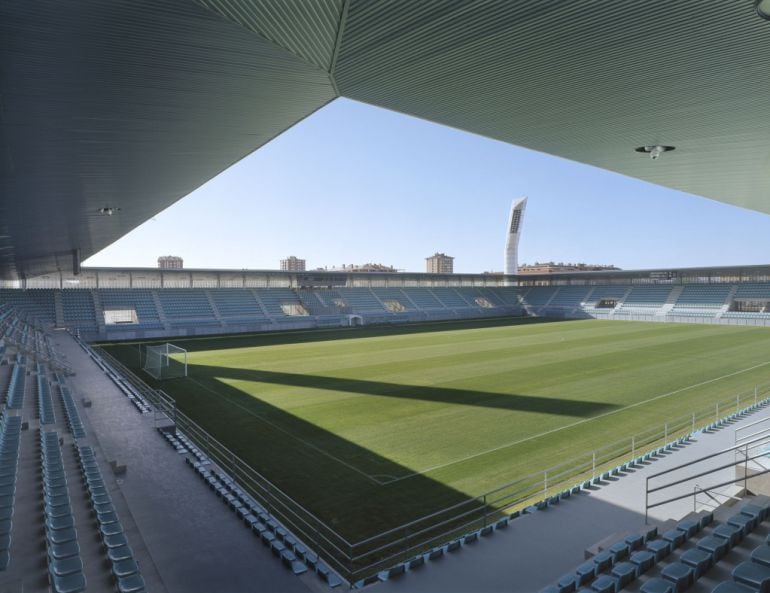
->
680;547;712;578
647;539;671;561
590;575;618;593
713;524;742;547
698;535;729;560
712;582;760;593
661;562;693;590
752;545;770;567
611;562;637;588
733;561;770;590
641;578;675;593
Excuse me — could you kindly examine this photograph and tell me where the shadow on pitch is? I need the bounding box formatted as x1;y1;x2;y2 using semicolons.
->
188;364;618;417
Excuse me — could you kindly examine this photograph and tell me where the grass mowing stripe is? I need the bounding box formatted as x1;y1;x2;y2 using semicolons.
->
101;318;770;541
382;358;770;483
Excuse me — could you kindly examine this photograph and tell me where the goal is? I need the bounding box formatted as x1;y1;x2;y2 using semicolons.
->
142;343;187;380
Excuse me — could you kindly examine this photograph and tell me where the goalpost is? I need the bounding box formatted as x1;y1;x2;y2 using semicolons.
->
142;343;187;380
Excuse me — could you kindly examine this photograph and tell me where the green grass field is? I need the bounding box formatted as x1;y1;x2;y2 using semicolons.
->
102;318;770;543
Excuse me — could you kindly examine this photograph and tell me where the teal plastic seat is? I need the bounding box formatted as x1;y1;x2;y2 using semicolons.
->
640;578;674;593
107;545;133;563
111;557;138;578
50;570;86;593
50;556;83;577
117;572;146;593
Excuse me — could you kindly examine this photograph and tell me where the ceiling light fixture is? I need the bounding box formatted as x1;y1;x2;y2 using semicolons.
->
635;145;675;161
757;0;770;20
97;206;121;216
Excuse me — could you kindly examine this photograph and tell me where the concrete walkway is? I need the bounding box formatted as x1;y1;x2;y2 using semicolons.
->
54;331;314;593
41;331;770;593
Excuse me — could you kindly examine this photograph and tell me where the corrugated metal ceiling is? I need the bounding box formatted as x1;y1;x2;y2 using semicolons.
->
193;0;345;71
0;0;336;278
335;0;770;215
2;0;770;278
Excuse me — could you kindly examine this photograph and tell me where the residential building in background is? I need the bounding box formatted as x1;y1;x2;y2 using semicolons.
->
318;263;399;273
280;256;306;272
157;256;183;269
426;253;454;274
518;262;620;274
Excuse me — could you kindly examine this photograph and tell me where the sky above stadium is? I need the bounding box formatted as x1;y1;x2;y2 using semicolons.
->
85;98;770;274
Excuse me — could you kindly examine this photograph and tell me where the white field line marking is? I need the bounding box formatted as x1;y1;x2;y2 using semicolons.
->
186;377;386;486
380;359;770;485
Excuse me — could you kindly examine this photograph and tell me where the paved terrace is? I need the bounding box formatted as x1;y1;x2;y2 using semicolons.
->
29;331;770;593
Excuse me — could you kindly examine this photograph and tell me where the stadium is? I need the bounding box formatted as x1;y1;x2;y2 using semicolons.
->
5;2;770;593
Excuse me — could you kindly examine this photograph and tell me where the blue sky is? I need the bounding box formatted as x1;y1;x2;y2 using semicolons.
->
85;98;770;274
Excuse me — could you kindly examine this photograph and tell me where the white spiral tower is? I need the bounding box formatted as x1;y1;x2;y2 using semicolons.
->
504;197;527;276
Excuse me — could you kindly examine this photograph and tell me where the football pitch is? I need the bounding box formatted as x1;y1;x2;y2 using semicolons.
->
101;318;770;543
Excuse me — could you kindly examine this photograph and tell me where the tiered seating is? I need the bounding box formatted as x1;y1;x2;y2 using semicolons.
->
733;284;770;300
671;284;732;316
430;288;473;308
0;414;21;570
540;499;770;593
156;289;215;319
6;365;25;410
617;285;674;314
253;288;306;318
313;289;345;308
375;288;414;310
585;285;628;303
488;287;526;306
337;288;386;312
209;289;267;324
41;430;86;593
98;290;164;330
547;286;593;308
0;289;56;325
61;290;97;332
476;287;508;307
38;373;56;425
722;311;770;320
76;445;146;593
521;286;558;307
57;381;85;439
402;289;444;310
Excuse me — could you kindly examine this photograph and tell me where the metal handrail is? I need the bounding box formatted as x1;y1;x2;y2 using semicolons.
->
735;408;768;438
647;429;770;482
83;338;770;582
648;466;770;511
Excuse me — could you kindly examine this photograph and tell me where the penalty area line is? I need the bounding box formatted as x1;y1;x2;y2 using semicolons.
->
379;359;770;485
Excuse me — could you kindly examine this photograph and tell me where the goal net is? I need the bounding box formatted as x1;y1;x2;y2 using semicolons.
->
143;343;187;380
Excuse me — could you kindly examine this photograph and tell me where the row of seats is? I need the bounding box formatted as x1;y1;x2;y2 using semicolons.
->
57;381;85;439
80;345;152;415
5;365;24;410
184;458;350;585
157;428;207;464
41;430;87;593
0;414;21;570
76;445;146;593
14;283;770;339
38;373;56;425
541;499;770;593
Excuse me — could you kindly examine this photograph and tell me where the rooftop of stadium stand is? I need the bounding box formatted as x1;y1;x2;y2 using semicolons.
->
3;1;770;280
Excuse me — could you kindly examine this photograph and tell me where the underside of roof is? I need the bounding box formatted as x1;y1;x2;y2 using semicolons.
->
2;1;769;278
